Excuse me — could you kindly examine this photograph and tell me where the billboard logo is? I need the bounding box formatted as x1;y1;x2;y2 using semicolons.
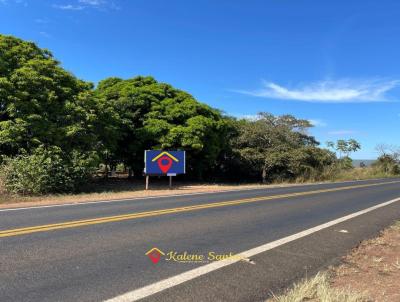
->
152;152;179;174
144;150;185;175
145;247;165;264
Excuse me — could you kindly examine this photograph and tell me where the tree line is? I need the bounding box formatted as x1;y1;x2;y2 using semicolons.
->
0;34;398;194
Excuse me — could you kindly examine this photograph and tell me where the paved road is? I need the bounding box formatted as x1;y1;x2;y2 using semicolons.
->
0;178;400;302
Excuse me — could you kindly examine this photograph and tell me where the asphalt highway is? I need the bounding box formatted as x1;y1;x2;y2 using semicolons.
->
0;178;400;302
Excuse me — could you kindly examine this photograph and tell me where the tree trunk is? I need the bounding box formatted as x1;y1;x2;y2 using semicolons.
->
262;167;267;183
104;164;109;179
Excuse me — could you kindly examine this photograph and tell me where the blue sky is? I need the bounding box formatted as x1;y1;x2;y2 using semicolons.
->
1;0;399;159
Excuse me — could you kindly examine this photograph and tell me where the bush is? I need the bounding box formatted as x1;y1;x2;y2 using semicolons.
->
337;156;354;170
0;146;98;195
373;155;400;175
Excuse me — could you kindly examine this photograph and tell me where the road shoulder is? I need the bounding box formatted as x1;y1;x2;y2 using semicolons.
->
0;178;393;210
269;220;400;302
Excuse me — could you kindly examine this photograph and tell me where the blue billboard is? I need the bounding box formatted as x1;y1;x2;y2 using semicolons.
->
144;150;186;175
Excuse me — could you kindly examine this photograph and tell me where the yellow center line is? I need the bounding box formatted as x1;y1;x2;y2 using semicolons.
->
1;180;399;238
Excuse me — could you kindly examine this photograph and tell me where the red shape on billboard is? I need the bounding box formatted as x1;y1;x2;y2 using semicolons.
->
157;155;173;173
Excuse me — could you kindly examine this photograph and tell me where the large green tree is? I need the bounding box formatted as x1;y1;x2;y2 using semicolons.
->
0;34;97;156
94;76;230;178
232;113;336;182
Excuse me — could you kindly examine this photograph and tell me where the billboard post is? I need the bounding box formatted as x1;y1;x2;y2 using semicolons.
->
144;150;186;190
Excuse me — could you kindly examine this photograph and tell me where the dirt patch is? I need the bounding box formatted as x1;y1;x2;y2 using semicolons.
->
331;221;400;302
269;221;400;302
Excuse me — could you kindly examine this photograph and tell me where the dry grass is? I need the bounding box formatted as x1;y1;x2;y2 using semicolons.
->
391;220;400;231
268;272;370;302
331;168;394;182
294;167;397;184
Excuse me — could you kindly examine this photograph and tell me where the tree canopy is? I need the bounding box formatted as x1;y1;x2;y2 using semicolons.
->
94;76;230;178
231;113;336;182
0;34;97;156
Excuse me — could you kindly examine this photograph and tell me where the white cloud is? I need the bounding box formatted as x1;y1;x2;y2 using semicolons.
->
79;0;104;5
229;113;260;121
1;0;27;5
53;0;119;11
35;18;49;24
39;31;51;38
237;79;400;103
238;114;260;121
308;119;327;127
53;4;84;10
328;130;358;135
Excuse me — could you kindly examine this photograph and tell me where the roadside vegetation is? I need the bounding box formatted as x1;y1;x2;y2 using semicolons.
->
269;272;368;302
269;221;400;302
1;34;399;197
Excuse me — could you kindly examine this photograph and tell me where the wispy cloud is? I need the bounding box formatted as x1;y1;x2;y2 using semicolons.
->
39;31;51;38
236;79;400;103
1;0;27;5
308;119;327;127
53;4;84;10
328;130;358;135
53;0;119;11
78;0;105;6
229;113;260;121
35;18;49;24
238;114;260;121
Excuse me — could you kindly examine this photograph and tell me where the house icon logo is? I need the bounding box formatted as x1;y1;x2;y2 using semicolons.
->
145;150;185;176
151;151;179;174
145;247;165;264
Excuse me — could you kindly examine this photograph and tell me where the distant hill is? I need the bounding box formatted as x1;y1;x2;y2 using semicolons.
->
352;159;376;167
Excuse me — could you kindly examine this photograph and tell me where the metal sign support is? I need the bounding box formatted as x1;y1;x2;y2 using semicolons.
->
145;175;149;190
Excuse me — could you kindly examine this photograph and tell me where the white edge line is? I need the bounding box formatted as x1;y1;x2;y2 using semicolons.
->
104;196;400;302
0;178;394;212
